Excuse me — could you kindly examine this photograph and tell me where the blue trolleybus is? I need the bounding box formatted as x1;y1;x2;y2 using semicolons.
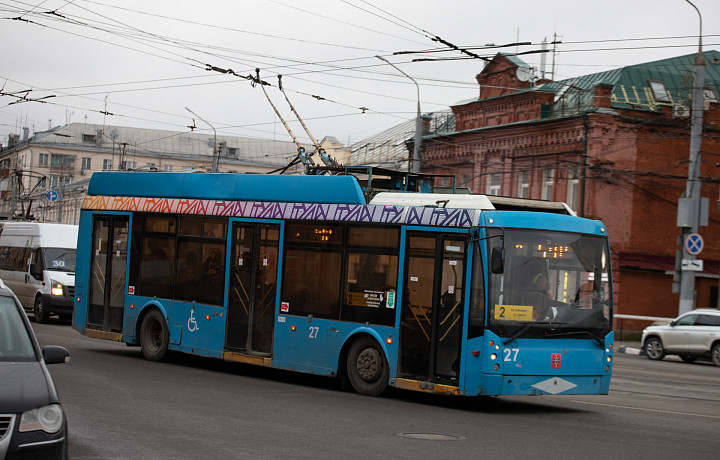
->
72;172;613;396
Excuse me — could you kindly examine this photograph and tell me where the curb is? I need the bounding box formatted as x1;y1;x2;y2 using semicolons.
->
617;345;642;356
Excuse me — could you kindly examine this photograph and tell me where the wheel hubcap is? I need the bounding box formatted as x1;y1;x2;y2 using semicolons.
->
357;348;381;382
648;341;662;358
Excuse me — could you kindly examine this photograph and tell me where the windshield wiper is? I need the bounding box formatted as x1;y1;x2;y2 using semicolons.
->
544;330;605;348
502;320;566;345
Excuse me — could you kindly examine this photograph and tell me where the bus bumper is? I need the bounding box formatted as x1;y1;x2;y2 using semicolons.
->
496;374;610;396
41;293;74;315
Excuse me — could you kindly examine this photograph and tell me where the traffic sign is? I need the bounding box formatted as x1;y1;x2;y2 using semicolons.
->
46;190;58;202
685;233;704;255
682;259;703;271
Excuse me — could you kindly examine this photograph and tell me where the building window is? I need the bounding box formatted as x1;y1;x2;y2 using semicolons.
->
103;160;113;171
39;153;48;166
517;171;529;198
486;173;501;196
121;161;137;171
182;166;194;172
648;80;670;102
50;154;74;169
163;165;173;172
81;157;91;170
541;168;554;200
82;133;96;143
704;85;718;104
566;167;580;211
227;147;239;158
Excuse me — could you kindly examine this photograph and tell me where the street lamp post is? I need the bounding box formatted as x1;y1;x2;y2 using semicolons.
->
376;56;422;174
677;0;706;315
185;107;219;173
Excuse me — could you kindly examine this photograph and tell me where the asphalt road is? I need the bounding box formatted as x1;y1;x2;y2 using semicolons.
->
32;320;720;459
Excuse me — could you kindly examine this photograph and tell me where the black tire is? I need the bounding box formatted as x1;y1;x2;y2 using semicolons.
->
139;309;169;362
34;297;48;323
712;343;720;367
643;337;665;361
679;354;697;364
346;336;389;396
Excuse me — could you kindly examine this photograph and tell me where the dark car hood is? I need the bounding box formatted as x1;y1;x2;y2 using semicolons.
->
0;361;55;413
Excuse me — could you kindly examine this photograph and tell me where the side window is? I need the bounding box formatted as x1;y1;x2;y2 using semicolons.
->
139;237;175;299
468;241;485;338
30;248;44;280
7;248;25;271
675;314;697;326
342;226;399;326
695;314;717;327
281;222;344;319
130;213;227;305
175;216;227;306
0;247;8;269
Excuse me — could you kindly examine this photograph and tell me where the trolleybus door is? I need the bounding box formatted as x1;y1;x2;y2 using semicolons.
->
87;215;129;333
399;233;466;384
225;222;280;356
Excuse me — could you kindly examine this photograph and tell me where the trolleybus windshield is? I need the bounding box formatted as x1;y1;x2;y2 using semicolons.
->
486;228;612;341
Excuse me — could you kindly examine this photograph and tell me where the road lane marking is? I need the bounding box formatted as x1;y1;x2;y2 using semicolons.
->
571;400;720;419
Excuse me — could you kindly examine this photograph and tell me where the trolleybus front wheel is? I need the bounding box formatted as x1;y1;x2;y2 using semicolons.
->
139;309;169;361
346;336;389;396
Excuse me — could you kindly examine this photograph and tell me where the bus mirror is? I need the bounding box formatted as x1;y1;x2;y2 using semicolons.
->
30;264;43;280
491;247;504;274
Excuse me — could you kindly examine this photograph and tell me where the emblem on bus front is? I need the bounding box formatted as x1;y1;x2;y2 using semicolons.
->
551;353;562;369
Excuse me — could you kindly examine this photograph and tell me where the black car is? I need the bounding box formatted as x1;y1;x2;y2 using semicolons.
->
0;281;69;459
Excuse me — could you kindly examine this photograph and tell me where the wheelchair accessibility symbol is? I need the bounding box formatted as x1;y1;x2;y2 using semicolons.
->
188;310;200;332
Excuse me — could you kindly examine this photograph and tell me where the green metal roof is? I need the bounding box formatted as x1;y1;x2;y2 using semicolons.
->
540;50;720;116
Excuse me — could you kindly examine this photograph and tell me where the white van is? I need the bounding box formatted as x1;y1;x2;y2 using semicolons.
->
0;222;78;322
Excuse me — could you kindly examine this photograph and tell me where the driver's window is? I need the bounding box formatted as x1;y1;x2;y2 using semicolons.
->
675;314;696;326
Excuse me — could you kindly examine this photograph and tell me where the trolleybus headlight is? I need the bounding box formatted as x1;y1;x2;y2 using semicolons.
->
606;356;612;363
19;404;64;433
50;281;64;296
490;353;497;361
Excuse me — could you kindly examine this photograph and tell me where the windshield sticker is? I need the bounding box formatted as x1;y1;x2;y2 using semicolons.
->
281;301;289;313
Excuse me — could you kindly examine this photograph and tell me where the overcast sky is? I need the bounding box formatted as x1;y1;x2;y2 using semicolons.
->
1;0;719;149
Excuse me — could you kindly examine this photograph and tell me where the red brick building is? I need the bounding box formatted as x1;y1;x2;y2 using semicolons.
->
420;52;720;332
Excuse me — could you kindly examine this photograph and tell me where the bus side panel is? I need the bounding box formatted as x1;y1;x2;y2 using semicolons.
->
273;316;343;375
166;300;226;359
73;211;93;333
273;316;396;377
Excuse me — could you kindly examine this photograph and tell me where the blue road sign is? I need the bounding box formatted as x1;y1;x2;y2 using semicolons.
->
46;190;58;202
685;233;704;255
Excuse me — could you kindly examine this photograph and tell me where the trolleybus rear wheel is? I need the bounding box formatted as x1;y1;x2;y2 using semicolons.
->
139;309;169;361
346;336;388;396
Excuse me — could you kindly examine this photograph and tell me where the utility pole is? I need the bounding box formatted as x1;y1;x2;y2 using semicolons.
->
376;56;422;173
185;107;218;173
677;0;707;315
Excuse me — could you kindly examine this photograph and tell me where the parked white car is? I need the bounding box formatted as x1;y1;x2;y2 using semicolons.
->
641;309;720;365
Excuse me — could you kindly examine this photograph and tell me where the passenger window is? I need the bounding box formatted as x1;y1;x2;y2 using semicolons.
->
675;314;697;326
696;315;717;327
0;247;8;269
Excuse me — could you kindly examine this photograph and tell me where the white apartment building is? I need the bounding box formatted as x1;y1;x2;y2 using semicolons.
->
0;123;349;224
